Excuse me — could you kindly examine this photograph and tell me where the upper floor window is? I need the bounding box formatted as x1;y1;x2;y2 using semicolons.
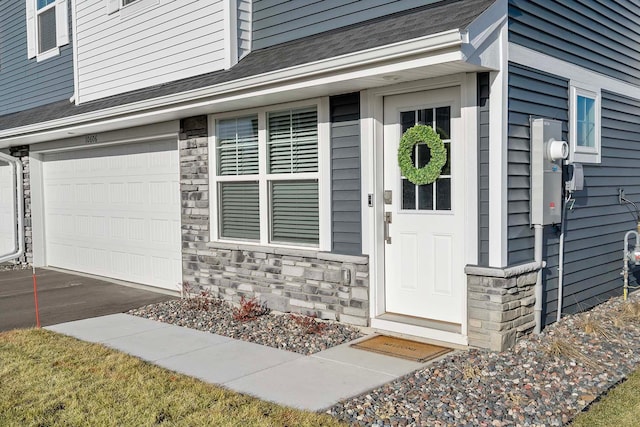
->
26;0;69;61
569;83;601;164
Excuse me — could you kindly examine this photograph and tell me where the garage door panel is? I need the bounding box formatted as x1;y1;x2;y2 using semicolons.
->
44;141;181;289
46;216;180;247
1;162;17;255
47;179;179;209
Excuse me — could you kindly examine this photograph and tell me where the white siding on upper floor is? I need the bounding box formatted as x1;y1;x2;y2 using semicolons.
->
75;0;227;103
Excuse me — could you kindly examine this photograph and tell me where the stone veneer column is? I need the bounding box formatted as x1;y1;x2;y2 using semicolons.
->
178;116;370;326
465;263;539;351
7;146;32;265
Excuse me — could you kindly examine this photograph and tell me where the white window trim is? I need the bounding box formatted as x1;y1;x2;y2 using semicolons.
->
106;0;160;18
569;83;601;164
26;0;69;61
209;98;331;252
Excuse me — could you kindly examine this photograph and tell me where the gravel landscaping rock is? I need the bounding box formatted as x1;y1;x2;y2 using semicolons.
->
328;291;640;426
0;263;27;272
128;298;363;355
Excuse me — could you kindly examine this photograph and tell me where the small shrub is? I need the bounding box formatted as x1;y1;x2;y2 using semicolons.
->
180;281;213;312
232;296;270;322
291;314;328;335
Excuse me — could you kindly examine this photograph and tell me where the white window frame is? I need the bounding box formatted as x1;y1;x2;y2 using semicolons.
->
209;98;331;252
569;82;601;164
106;0;160;18
26;0;69;61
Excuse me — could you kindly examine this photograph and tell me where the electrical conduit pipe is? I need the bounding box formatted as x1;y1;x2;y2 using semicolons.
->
533;224;544;334
556;195;572;323
0;152;24;264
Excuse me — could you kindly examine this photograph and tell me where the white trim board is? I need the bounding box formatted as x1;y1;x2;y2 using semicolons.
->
509;43;640;99
488;22;509;268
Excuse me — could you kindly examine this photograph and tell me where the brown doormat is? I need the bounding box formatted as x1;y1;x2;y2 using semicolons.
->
351;335;452;362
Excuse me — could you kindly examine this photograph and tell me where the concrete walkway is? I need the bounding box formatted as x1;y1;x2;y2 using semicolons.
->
47;314;431;411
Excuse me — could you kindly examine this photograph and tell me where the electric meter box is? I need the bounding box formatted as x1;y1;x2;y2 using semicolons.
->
530;118;568;225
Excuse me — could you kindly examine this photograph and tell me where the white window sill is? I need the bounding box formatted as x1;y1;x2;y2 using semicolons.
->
36;47;60;62
120;0;160;19
571;150;601;164
206;240;369;264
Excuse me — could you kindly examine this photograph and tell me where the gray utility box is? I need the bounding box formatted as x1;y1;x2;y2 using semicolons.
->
530;118;568;225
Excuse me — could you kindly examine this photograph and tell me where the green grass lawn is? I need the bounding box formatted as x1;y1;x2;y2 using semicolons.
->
0;329;345;426
571;367;640;427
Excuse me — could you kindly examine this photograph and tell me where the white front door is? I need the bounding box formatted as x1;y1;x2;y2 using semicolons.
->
383;87;465;325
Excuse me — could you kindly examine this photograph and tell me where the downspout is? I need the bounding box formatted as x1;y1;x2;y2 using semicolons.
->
0;152;24;264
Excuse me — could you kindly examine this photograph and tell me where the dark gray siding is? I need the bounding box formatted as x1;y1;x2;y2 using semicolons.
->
509;0;640;86
252;0;439;49
477;72;490;266
507;64;640;325
507;63;568;266
546;91;640;324
330;93;361;255
0;1;74;116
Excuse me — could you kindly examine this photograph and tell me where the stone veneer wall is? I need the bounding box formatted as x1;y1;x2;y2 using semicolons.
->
465;263;539;351
179;121;370;326
2;146;32;266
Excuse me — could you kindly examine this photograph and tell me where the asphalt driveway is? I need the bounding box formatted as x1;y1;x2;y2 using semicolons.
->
0;268;176;331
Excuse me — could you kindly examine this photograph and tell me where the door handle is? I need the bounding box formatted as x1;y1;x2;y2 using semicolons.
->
384;212;392;244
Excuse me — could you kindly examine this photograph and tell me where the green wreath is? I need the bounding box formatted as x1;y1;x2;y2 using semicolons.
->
397;124;447;185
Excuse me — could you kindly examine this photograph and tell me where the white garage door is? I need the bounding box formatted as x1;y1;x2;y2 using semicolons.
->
43;141;181;290
0;160;16;256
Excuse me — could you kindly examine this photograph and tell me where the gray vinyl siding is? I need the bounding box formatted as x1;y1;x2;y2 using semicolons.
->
546;91;640;324
507;64;640;326
509;0;640;86
330;93;361;255
507;63;568;267
0;1;74;116
477;72;490;266
238;0;252;59
252;0;439;49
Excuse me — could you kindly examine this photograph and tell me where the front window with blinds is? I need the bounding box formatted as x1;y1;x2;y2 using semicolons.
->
213;106;321;247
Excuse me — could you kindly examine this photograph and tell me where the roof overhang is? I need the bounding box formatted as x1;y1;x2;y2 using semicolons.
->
0;8;504;148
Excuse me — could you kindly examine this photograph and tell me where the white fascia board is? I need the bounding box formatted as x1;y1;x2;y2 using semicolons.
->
509;43;640;100
461;0;506;70
0;29;464;147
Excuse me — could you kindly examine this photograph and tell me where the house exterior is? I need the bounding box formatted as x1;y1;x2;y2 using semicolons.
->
1;0;639;351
